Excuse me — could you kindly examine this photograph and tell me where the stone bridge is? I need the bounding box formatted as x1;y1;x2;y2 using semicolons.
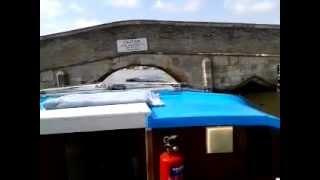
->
40;20;280;90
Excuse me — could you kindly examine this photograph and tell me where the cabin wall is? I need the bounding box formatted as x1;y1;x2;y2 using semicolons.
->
148;127;280;180
39;127;280;180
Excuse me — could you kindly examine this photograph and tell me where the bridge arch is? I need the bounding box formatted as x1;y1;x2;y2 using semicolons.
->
222;76;277;93
96;64;183;83
40;20;280;90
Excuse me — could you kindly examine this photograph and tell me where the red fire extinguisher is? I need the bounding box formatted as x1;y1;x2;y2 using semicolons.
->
160;135;184;180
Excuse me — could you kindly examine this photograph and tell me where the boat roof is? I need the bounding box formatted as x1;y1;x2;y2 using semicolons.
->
40;87;280;134
40;103;150;135
147;90;280;129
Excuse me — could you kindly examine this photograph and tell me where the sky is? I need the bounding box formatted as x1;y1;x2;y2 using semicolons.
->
40;0;280;36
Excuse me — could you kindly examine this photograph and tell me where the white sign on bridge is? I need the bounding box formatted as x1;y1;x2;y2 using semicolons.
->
117;38;148;53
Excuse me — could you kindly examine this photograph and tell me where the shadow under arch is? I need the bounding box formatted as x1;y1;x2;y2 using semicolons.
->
214;76;277;93
95;64;184;83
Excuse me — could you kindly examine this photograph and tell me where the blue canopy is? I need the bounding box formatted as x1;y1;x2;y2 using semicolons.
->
147;90;280;129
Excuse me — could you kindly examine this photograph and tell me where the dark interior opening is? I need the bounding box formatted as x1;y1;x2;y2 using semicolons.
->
40;129;147;180
40;126;279;180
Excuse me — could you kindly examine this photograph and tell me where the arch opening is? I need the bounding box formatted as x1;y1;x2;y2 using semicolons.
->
100;65;178;85
228;76;279;117
229;76;277;94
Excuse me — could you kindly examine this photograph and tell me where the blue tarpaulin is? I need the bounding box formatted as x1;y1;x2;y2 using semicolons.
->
147;90;280;129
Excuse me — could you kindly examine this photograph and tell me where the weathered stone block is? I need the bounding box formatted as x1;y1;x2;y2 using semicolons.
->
250;64;258;71
239;56;263;65
230;76;242;84
40;82;54;89
69;77;83;85
239;64;252;73
40;70;54;82
213;56;229;66
229;56;239;65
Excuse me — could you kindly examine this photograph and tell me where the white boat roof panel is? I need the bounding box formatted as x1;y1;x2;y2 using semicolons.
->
40;103;150;135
